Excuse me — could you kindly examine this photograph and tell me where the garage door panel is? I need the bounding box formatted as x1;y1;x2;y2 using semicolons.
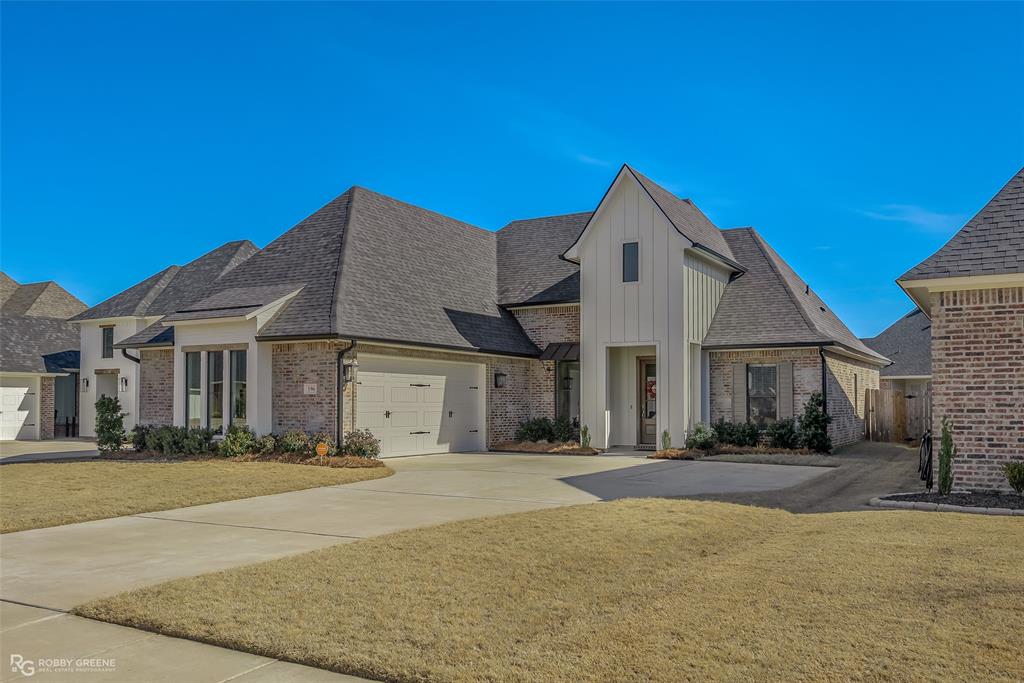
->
355;356;484;458
359;384;385;404
1;379;37;441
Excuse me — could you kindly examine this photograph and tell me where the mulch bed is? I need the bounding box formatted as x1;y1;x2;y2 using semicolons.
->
491;441;600;456
651;445;816;460
883;491;1023;510
98;450;386;469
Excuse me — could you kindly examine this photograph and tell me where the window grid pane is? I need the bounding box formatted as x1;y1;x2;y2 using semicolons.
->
747;364;778;426
185;352;201;429
101;328;114;359
230;350;247;427
208;351;224;433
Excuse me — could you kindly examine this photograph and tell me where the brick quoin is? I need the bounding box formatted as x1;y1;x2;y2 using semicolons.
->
931;287;1024;491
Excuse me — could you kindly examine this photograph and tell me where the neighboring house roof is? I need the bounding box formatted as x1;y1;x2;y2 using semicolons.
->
704;228;889;364
861;309;931;377
900;168;1024;281
0;314;80;374
496;212;590;306
0;273;86;318
68;240;258;321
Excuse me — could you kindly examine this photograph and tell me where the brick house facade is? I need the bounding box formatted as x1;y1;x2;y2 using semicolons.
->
139;349;174;426
39;376;55;440
929;287;1024;490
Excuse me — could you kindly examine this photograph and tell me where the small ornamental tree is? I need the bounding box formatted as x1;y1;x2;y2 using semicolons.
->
95;395;127;453
799;391;832;454
938;417;956;495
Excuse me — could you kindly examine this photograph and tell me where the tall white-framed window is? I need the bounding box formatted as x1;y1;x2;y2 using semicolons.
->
185;351;202;429
747;364;778;426
207;351;224;433
229;350;247;427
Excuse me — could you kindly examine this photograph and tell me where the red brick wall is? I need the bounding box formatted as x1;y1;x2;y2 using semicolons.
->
931;286;1024;491
39;376;55;440
824;353;880;448
139;349;174;426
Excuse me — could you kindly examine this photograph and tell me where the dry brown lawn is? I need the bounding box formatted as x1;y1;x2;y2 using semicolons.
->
74;500;1023;682
0;461;392;533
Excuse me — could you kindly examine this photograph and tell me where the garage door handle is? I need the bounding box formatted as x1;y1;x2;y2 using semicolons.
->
409;383;431;387
410;431;430;435
384;411;391;419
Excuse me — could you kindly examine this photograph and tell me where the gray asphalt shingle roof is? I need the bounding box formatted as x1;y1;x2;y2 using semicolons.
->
0;315;81;373
861;309;931;377
0;273;86;319
114;322;175;349
704;228;888;363
900;168;1024;281
496;212;590;306
69;241;258;321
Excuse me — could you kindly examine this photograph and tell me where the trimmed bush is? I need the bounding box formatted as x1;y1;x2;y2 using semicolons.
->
218;424;257;458
278;430;311;454
765;418;799;450
799;391;832;454
551;416;579;443
515;417;555;442
713;419;759;447
307;432;338;457
256;434;278;455
580;425;591;449
685;423;717;453
342;429;381;459
1003;462;1024;495
131;424;152;451
95;396;127;453
938;418;955;495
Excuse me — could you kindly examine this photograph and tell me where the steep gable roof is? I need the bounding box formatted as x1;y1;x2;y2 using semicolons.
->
861;309;931;377
0;274;86;318
496;212;590;306
704;228;888;364
69;240;258;321
900;167;1024;281
0;314;80;374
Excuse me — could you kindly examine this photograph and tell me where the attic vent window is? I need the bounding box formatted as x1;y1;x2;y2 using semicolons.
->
622;242;639;283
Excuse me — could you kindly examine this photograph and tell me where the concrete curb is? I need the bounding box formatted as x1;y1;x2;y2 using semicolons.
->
869;493;1024;516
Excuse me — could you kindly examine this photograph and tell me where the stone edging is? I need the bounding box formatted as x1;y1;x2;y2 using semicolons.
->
869;493;1024;516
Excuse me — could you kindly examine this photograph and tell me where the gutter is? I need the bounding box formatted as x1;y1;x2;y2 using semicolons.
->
121;349;141;364
819;347;829;418
336;340;356;440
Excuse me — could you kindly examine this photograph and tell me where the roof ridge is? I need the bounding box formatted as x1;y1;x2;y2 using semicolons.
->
131;266;180;316
745;228;824;341
499;210;593;230
330;188;358;336
350;185;492;237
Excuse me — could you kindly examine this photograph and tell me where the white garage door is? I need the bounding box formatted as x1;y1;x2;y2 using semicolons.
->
355;355;484;458
0;377;38;441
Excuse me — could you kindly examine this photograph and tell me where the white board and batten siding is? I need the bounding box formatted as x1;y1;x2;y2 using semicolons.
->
355;355;485;457
577;172;732;448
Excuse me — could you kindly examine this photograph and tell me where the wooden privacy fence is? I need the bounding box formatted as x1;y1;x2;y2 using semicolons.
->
865;380;931;445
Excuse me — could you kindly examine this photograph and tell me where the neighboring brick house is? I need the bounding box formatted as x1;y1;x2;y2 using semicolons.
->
76;165;887;456
0;274;85;441
898;167;1024;492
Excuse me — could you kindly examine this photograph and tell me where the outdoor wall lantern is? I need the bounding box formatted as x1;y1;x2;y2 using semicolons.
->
119;376;129;392
343;359;359;383
494;371;507;388
81;377;89;392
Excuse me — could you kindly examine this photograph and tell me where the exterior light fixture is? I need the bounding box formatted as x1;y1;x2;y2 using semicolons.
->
119;376;129;392
494;371;507;388
81;377;89;392
343;359;358;383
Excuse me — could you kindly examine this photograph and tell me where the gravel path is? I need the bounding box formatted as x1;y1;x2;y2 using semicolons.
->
682;441;922;513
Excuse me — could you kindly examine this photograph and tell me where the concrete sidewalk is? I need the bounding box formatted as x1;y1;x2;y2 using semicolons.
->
0;452;825;682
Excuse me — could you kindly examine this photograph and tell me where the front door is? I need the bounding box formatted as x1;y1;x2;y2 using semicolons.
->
638;358;657;446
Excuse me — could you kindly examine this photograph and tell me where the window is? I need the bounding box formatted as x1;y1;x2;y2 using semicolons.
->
747;364;778;426
101;327;114;359
853;374;858;417
622;242;639;282
208;351;224;433
230;350;247;427
555;361;581;425
185;352;201;429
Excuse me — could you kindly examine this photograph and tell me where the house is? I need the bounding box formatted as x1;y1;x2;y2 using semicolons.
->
897;167;1023;491
0;273;86;440
70;165;888;456
861;309;932;444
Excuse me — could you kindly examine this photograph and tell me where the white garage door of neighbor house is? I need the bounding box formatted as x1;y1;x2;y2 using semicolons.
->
0;378;38;441
355;356;484;457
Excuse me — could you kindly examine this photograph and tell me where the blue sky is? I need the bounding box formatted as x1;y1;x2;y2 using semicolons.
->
2;2;1021;336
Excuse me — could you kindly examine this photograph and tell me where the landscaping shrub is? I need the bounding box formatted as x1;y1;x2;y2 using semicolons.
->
95;396;127;452
661;430;671;450
765;418;799;450
799;391;832;453
278;430;311;454
342;429;381;459
218;424;258;458
713;419;759;447
131;424;152;451
685;423;717;454
1003;462;1024;495
515;417;555;442
256;434;278;455
938;418;955;495
580;424;591;448
551;416;578;443
307;432;338;457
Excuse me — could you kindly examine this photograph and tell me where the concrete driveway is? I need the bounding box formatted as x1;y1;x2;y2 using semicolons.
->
0;452;825;682
0;438;98;463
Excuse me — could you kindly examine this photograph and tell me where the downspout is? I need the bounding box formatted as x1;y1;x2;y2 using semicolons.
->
121;349;141;364
818;346;828;416
336;340;357;440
